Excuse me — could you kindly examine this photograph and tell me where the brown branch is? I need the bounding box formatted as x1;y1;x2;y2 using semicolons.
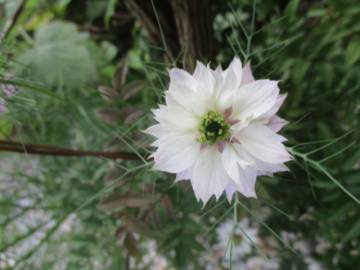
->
0;140;142;160
0;0;27;43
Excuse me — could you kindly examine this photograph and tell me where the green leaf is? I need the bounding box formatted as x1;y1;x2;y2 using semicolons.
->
105;0;117;28
17;21;97;88
343;218;360;242
285;0;300;17
0;116;12;138
346;41;360;66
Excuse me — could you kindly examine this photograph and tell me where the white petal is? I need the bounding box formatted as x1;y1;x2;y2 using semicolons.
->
221;66;237;92
240;62;255;86
235;166;257;198
222;144;241;180
267;115;288;132
211;65;224;86
144;124;166;138
152;105;198;132
224;57;242;88
153;133;200;173
238;123;292;164
216;58;243;109
176;170;190;182
255;158;289;175
222;143;255;173
225;182;237;202
190;146;230;204
232;80;280;124
166;87;207;117
225;171;257;200
169;68;197;92
193;61;215;95
262;94;287;120
215;65;223;74
221;144;257;198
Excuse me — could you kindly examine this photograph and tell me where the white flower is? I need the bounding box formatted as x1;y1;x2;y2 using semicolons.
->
0;97;6;114
216;218;259;256
0;81;18;114
146;57;292;204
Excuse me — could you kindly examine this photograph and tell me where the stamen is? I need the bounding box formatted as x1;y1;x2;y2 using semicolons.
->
198;111;230;145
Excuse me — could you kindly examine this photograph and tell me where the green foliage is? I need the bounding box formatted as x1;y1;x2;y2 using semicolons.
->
0;116;12;138
0;0;359;269
17;21;97;88
219;1;360;268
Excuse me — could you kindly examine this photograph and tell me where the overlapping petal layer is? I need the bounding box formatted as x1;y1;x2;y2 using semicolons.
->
146;57;292;204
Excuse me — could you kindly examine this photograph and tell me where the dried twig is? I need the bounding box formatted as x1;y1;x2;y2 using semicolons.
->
0;140;141;160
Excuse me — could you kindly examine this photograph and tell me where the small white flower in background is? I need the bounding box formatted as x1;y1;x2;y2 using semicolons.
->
146;57;292;204
1;83;18;97
202;217;280;269
0;97;7;114
0;82;18;114
216;218;259;256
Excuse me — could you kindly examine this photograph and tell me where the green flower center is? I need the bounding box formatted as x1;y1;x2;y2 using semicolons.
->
198;111;230;145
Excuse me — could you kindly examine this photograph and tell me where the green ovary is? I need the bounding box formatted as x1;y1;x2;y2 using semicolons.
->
198;111;230;145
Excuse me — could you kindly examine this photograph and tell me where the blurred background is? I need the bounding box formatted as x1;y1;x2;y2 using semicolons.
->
0;0;359;269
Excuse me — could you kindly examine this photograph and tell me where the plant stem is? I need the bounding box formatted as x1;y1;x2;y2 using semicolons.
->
0;140;141;160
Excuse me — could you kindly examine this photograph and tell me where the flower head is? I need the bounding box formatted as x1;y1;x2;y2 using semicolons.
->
146;57;292;204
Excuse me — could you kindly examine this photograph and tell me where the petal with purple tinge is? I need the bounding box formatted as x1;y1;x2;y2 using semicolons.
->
240;62;255;86
175;170;190;182
193;61;215;95
262;94;287;119
225;182;237;202
169;68;197;93
233;80;279;124
267;115;288;132
221;144;257;198
191;147;230;204
238;123;292;164
152;134;200;173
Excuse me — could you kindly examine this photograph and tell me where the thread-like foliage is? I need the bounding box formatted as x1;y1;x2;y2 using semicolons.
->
0;0;359;269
